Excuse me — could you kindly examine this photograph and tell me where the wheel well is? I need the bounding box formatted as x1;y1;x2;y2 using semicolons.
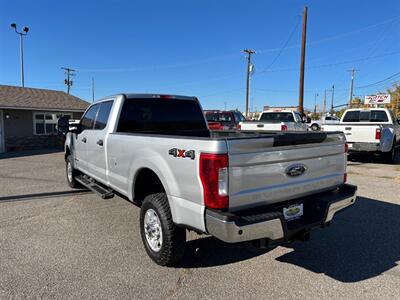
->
134;168;165;204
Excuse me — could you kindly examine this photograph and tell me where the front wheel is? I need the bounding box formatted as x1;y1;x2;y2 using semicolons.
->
140;193;186;266
66;155;81;188
310;123;320;131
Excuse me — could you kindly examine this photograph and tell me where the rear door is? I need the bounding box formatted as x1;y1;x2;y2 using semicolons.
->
86;100;114;183
74;104;100;170
226;133;346;211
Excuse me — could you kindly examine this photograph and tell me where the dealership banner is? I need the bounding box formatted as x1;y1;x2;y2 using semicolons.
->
364;94;391;104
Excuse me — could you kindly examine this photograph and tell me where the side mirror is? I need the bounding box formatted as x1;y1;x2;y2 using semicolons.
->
57;116;71;133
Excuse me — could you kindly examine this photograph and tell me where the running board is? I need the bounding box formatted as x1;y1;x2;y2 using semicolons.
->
75;175;114;199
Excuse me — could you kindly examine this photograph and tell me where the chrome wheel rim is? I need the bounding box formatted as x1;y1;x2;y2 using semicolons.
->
144;209;163;252
67;161;73;183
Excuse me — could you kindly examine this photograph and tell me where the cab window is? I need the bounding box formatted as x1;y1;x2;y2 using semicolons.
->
94;101;114;130
81;104;100;130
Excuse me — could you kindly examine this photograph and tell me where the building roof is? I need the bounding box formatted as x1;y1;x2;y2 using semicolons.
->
0;85;89;112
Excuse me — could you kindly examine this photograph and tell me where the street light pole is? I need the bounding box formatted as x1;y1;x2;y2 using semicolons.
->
10;23;29;87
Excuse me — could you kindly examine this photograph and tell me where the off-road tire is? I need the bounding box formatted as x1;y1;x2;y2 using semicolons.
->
140;193;186;266
66;155;81;188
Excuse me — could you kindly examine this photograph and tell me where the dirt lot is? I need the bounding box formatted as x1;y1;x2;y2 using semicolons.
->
0;151;399;299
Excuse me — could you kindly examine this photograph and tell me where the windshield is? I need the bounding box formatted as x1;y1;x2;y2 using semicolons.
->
259;112;294;123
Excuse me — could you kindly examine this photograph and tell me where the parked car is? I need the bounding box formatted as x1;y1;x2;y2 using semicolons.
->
204;110;246;130
58;93;357;266
240;110;309;131
309;115;340;131
322;108;400;162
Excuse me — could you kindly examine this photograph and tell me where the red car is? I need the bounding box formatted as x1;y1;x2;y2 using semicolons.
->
204;110;246;130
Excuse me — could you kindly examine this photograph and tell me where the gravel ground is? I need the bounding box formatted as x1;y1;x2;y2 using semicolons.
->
0;150;399;299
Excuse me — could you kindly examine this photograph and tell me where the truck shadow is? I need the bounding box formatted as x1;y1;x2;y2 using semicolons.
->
180;196;400;283
348;150;400;165
276;196;400;282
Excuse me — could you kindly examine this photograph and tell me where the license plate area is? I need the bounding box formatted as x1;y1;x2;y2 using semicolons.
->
283;203;304;221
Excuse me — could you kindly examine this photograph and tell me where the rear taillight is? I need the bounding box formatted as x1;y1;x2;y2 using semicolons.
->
343;173;347;183
237;124;241;130
344;143;349;153
375;128;381;140
199;153;229;209
281;124;288;131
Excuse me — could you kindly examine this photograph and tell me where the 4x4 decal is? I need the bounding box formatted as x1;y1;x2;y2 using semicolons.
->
168;148;195;160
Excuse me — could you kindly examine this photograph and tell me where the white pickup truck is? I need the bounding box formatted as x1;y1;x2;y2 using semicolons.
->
57;94;357;266
322;108;400;162
240;110;309;131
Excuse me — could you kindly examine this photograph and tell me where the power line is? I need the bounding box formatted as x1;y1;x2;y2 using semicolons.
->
356;71;400;89
257;50;400;74
260;16;301;72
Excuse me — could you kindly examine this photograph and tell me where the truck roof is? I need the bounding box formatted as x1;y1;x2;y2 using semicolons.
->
124;93;197;101
262;110;296;113
95;93;198;103
344;108;390;112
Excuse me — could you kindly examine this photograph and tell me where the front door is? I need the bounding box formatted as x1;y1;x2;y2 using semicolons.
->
74;104;100;171
86;100;114;183
0;110;4;153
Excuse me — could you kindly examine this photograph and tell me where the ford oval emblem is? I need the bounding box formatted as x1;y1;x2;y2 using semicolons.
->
285;164;307;177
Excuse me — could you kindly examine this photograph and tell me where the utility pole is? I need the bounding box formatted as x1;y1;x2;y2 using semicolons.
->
62;67;76;94
92;77;95;102
10;24;29;87
348;69;359;105
314;93;319;114
242;49;255;117
298;6;308;116
331;84;335;113
323;90;327;115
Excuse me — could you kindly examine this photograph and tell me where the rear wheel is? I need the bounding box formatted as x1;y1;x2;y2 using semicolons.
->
140;193;186;266
382;140;396;164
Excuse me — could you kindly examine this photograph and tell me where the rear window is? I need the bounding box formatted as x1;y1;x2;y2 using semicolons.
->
117;98;208;134
342;110;389;122
259;112;294;123
205;112;234;123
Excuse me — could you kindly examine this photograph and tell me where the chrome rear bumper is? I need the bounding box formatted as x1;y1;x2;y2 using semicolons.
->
205;184;357;243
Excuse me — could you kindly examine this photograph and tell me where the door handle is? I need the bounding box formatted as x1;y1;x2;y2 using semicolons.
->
97;139;103;146
81;137;87;143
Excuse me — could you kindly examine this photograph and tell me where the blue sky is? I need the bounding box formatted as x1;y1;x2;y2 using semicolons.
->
1;0;400;111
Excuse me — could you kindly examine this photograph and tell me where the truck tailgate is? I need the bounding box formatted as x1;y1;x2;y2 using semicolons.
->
226;132;346;211
241;122;281;131
323;124;380;143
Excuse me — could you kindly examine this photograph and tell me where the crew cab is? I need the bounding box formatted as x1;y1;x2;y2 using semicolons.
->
58;94;357;266
322;108;400;163
204;110;246;130
240;110;309;131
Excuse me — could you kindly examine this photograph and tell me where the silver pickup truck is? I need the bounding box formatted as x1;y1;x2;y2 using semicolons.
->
58;93;357;266
323;108;400;163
